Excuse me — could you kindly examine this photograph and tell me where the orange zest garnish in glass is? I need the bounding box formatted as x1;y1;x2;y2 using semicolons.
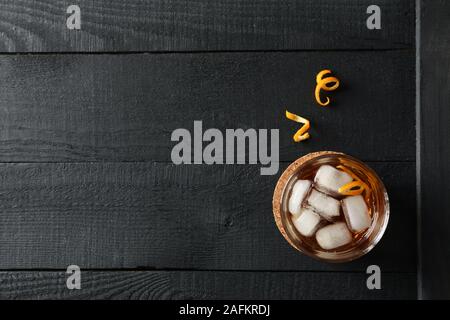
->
337;165;370;197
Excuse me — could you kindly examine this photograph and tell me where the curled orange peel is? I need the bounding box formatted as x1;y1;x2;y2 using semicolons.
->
336;165;370;197
315;69;340;106
338;180;366;196
285;110;310;142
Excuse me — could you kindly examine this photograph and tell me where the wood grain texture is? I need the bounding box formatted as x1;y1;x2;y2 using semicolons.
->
420;0;450;299
0;161;415;272
0;51;415;162
0;0;418;301
0;0;414;52
0;271;416;300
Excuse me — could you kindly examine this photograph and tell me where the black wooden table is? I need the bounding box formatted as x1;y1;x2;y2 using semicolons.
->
0;0;447;299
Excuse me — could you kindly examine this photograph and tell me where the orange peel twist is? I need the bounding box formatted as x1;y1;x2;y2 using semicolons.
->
285;110;310;142
336;165;370;197
315;69;340;106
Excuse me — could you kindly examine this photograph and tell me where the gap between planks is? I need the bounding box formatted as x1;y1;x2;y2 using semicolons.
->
0;48;414;56
0;268;416;274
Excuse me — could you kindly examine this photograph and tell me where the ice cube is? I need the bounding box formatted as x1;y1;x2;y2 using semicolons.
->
306;189;340;220
314;165;353;196
292;208;321;237
288;180;312;216
316;222;352;250
342;195;371;232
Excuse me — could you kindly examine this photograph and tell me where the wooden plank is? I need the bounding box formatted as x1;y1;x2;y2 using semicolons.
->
420;0;450;299
0;161;415;272
0;51;415;162
0;0;414;52
0;271;416;300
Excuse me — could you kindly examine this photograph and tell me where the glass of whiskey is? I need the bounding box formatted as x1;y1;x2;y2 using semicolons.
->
272;151;389;262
